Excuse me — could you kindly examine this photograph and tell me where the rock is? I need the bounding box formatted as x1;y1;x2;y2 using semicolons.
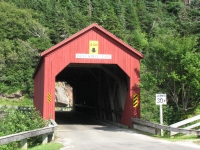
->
3;91;23;99
55;86;69;105
7;94;15;98
55;82;73;107
65;84;73;106
0;92;6;97
14;91;23;98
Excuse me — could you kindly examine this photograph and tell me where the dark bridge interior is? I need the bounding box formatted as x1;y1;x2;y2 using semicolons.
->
56;63;129;123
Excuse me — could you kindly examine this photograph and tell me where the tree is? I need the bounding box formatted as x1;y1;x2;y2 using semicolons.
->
142;34;200;122
65;0;89;35
111;0;126;34
125;0;140;31
0;1;51;94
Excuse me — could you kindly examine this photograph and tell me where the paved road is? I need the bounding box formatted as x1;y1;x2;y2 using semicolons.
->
55;112;200;150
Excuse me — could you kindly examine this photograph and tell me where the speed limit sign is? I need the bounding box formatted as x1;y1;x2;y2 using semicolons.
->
156;94;167;105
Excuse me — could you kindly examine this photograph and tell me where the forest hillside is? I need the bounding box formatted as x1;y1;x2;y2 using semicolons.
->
0;0;199;124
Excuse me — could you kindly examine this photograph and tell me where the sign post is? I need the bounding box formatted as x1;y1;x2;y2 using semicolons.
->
156;94;167;136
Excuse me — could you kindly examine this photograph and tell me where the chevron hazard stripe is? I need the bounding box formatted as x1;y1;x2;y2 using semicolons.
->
133;93;139;108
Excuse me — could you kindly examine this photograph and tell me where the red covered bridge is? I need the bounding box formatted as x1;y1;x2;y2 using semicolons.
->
33;23;144;128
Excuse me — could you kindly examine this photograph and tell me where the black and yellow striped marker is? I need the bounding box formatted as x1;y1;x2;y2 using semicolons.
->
47;93;51;103
133;93;139;108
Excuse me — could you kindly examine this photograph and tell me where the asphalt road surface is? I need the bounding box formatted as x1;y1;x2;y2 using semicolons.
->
55;112;200;150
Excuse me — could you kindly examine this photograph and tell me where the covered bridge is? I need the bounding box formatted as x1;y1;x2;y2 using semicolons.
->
33;23;144;127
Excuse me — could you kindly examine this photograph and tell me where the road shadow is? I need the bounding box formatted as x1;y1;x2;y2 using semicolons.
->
55;111;144;135
55;111;102;125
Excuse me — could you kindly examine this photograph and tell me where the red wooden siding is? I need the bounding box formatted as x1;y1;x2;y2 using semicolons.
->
34;61;45;116
33;23;143;128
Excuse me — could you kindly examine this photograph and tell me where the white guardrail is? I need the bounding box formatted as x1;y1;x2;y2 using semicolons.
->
0;119;57;149
170;115;200;136
132;118;200;137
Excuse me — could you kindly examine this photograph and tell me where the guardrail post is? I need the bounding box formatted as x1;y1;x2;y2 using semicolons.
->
42;134;48;144
52;132;55;140
156;128;161;136
47;132;55;142
196;131;200;138
21;139;27;149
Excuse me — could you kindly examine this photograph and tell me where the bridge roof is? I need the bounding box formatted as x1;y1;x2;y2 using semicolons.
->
33;23;144;78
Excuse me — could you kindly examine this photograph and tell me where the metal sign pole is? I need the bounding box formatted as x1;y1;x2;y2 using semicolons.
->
156;94;166;136
160;104;163;136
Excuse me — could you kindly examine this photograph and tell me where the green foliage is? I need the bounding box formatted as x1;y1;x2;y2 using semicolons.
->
0;0;199;125
142;33;200;123
163;105;182;125
28;143;63;150
125;0;140;31
140;89;159;123
0;107;45;149
0;1;52;95
0;2;31;41
65;0;89;36
166;1;184;15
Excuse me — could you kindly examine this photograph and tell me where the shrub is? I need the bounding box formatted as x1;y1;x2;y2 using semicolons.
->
0;107;45;150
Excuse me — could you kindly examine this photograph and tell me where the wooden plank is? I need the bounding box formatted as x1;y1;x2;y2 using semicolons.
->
131;118;200;135
108;79;117;122
185;122;200;129
171;122;200;136
0;126;55;145
170;115;200;127
133;124;158;135
100;65;120;83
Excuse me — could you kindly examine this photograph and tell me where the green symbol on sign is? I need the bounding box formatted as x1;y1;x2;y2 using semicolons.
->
91;48;96;53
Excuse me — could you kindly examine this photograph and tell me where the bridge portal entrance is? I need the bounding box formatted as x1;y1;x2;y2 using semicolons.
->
33;23;143;127
55;63;129;123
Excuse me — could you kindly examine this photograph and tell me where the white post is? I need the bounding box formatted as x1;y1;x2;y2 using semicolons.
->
160;104;163;136
156;93;167;136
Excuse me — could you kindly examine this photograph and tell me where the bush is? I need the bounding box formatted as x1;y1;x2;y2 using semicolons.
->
0;107;45;150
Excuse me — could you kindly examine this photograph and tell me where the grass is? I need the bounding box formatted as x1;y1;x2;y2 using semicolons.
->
0;97;33;106
26;143;63;150
164;134;200;146
168;134;197;140
165;134;200;142
133;129;200;145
